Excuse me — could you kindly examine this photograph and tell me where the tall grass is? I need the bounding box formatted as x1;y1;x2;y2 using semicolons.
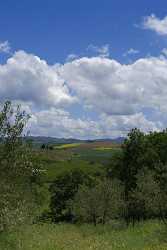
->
1;220;167;250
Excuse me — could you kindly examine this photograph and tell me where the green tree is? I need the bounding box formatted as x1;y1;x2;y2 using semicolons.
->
0;101;39;232
49;169;93;222
72;178;124;225
134;170;167;224
123;170;160;225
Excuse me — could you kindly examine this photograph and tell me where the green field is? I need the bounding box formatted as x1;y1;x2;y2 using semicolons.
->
33;143;120;183
1;220;167;250
41;158;104;182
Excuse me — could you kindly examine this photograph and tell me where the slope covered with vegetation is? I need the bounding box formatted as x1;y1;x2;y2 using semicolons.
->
1;101;167;249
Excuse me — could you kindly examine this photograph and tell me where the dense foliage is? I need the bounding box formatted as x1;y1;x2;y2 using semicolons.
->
109;128;167;225
0;101;40;232
72;178;123;225
42;127;167;226
49;169;94;222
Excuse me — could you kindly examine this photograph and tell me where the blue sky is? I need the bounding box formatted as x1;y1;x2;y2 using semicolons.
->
0;0;167;138
0;0;167;63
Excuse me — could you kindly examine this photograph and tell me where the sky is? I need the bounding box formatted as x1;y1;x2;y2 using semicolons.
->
1;0;167;138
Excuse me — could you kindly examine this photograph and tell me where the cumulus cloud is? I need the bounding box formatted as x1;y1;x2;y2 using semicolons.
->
99;113;161;137
27;108;160;139
60;56;167;117
0;50;166;138
0;40;11;54
143;14;167;35
0;50;76;108
27;108;101;139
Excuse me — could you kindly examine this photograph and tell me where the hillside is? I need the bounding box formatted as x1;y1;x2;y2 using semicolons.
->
27;136;125;147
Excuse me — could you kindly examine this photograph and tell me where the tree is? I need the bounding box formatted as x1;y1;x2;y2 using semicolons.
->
123;171;160;226
72;178;124;225
0;101;39;232
49;169;93;222
107;128;167;225
41;144;46;150
134;170;167;224
117;129;162;224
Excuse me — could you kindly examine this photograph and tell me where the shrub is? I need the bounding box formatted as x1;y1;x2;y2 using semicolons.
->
49;169;94;222
72;178;124;225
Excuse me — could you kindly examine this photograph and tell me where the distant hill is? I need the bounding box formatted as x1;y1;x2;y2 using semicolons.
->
26;136;83;146
26;136;125;147
93;137;125;144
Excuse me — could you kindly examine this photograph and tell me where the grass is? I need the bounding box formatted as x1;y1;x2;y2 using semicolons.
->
42;158;104;182
74;147;121;165
1;220;167;250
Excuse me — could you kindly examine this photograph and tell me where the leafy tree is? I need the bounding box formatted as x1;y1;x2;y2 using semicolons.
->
0;101;39;232
135;171;161;217
107;128;167;225
123;170;159;225
49;169;93;222
116;129;163;224
72;178;124;225
135;170;167;224
121;129;146;193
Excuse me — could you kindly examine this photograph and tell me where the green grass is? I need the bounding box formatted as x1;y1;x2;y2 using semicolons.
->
1;220;167;250
73;147;121;165
33;144;122;176
42;158;104;182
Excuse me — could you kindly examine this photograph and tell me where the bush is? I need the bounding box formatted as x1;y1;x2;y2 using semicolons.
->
49;169;94;222
72;178;124;225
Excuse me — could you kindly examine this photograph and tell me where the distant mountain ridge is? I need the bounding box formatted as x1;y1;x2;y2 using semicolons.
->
26;136;125;146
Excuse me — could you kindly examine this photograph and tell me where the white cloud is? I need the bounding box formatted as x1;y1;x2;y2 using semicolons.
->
0;40;11;53
0;50;76;108
28;108;101;139
27;108;159;139
60;56;167;117
0;50;167;138
123;48;139;57
87;44;110;57
143;14;167;35
99;113;161;137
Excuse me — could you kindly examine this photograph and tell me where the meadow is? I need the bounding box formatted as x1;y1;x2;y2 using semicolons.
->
1;220;167;250
34;141;118;183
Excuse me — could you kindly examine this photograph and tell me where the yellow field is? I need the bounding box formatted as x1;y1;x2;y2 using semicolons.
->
54;143;82;149
94;147;113;151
